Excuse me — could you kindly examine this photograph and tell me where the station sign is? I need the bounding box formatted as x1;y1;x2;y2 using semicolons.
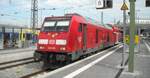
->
96;0;113;9
146;0;150;7
96;0;104;9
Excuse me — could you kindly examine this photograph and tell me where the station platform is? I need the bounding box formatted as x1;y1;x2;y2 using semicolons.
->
120;40;150;78
35;39;150;78
0;46;36;63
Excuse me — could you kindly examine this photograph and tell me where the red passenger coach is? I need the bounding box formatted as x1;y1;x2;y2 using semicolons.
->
34;13;120;68
108;24;123;43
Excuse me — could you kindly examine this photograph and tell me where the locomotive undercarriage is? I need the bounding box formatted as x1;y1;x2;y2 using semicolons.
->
34;50;80;69
33;44;115;69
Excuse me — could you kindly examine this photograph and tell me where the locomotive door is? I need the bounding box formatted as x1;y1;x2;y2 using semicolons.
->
106;32;110;47
96;29;98;44
83;24;87;50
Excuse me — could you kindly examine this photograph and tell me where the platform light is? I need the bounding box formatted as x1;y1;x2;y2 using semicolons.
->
146;0;150;7
96;0;113;9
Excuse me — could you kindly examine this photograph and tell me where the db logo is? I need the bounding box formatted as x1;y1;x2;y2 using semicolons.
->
49;40;55;44
78;37;82;42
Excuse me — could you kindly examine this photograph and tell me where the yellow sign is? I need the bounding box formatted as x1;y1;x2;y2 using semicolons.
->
121;3;128;10
135;35;139;44
125;35;129;44
125;35;139;45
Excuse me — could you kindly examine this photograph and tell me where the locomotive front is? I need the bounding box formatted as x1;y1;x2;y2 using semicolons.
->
38;17;71;52
34;16;73;67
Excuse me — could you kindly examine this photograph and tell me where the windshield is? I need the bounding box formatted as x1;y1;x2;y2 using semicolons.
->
42;20;70;32
57;21;69;26
44;21;56;27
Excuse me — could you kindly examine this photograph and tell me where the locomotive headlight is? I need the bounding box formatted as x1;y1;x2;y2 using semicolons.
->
56;39;67;45
60;47;66;51
38;39;48;44
39;46;45;49
52;34;55;38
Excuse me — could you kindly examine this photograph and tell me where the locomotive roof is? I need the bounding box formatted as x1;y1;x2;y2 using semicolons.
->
45;15;72;21
65;14;102;26
44;13;113;30
70;14;113;30
84;17;103;27
104;24;113;30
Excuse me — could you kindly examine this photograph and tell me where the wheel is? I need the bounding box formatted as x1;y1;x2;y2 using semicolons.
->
65;54;71;64
34;57;39;62
42;60;49;69
42;54;50;69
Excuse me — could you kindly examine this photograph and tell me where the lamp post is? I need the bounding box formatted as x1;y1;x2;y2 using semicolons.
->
120;0;128;67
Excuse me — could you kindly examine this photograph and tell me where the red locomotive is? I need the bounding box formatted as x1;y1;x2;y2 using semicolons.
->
34;13;122;68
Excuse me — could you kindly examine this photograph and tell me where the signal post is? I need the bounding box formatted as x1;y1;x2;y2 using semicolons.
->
129;0;136;72
121;0;128;66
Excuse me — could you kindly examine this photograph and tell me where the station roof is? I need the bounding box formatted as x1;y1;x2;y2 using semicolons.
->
0;24;29;29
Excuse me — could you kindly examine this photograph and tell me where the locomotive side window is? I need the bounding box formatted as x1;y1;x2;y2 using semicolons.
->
78;23;82;32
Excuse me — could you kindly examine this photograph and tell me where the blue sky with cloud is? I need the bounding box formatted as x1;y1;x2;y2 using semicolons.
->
0;0;150;27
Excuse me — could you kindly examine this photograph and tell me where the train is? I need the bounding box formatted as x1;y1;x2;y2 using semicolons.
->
34;13;122;68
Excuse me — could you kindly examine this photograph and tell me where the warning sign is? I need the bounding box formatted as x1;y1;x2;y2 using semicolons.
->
121;3;128;10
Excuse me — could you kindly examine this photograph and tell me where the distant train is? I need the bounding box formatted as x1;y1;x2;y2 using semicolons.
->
0;25;39;49
34;13;122;68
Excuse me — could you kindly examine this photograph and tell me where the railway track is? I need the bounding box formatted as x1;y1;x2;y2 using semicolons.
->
20;69;49;78
20;63;67;78
0;57;35;70
20;65;66;78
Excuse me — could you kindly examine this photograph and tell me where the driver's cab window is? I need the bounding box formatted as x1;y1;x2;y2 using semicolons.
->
78;23;82;32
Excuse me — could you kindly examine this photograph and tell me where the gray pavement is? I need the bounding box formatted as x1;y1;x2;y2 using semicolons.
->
74;48;128;78
120;39;150;78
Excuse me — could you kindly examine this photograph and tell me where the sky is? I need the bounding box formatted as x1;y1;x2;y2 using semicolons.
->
0;0;150;28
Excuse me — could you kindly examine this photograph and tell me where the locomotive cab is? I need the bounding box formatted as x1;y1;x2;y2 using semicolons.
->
34;16;77;67
37;19;70;52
